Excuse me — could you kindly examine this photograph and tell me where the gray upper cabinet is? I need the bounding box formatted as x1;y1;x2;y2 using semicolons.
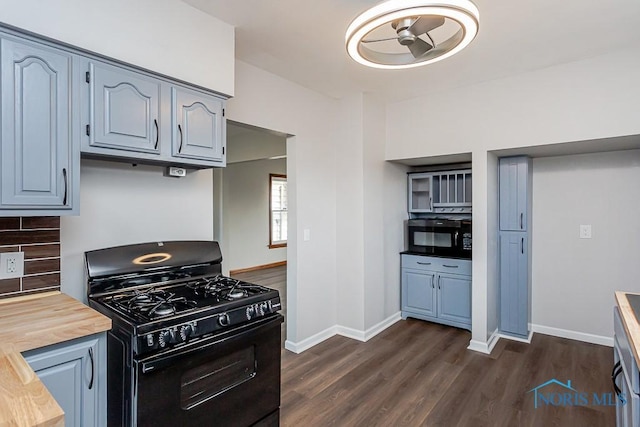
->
408;173;433;213
499;157;531;231
172;86;224;163
80;58;227;168
87;61;161;154
408;169;472;214
0;35;79;215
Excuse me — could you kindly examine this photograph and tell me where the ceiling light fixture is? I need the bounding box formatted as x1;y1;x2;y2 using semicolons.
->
345;0;479;69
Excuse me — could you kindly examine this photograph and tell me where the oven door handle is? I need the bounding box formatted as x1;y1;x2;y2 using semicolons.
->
139;315;283;374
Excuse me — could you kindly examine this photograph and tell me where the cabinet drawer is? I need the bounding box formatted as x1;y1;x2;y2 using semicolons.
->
401;254;471;275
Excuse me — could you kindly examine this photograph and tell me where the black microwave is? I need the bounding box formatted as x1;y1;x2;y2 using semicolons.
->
407;218;472;258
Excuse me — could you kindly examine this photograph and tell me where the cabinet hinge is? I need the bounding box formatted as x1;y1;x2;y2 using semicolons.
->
85;71;90;84
86;124;90;136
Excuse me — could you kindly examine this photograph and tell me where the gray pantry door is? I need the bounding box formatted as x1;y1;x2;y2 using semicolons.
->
499;231;529;337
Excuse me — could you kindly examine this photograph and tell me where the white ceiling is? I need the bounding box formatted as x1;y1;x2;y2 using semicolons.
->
183;0;640;102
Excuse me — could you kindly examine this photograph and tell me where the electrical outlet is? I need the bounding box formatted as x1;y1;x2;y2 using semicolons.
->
0;252;24;279
579;224;592;239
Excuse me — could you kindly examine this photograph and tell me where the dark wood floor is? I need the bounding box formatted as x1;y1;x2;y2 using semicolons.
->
234;266;616;426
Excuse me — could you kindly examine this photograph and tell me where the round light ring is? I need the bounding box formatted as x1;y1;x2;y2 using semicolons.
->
346;0;479;69
132;252;172;265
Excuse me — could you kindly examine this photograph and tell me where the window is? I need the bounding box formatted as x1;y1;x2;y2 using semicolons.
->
269;174;287;248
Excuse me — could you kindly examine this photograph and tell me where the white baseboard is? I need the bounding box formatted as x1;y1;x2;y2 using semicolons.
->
532;324;613;347
284;312;402;354
467;328;501;354
284;326;337;354
499;330;534;344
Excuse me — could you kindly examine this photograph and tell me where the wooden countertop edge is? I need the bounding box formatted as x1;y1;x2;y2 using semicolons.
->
615;291;640;366
0;345;64;427
0;291;113;427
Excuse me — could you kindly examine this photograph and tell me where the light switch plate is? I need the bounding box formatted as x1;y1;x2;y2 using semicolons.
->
303;229;311;241
579;224;592;239
0;251;24;279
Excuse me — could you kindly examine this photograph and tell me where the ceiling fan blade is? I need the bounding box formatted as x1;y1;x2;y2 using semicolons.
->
408;16;445;35
407;37;433;58
361;36;400;43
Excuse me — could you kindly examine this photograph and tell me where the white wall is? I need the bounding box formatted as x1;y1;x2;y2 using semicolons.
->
336;94;365;331
532;150;640;340
386;46;640;349
222;158;286;271
227;131;286;164
61;160;214;302
0;0;234;95
227;60;339;346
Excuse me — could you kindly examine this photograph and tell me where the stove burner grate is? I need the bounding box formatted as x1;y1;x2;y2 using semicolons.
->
188;275;262;301
112;288;197;319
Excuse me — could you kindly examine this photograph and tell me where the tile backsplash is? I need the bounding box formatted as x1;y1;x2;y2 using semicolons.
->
0;217;60;298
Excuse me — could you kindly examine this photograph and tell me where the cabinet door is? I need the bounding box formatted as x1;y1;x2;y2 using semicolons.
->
89;61;161;154
499;231;529;337
1;37;72;208
408;174;433;212
24;334;104;427
499;157;529;231
402;269;436;317
172;86;224;163
437;273;472;325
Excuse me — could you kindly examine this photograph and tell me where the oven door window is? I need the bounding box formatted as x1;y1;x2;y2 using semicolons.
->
181;346;256;410
414;231;453;248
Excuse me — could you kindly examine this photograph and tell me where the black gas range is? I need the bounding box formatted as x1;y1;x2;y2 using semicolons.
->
86;240;283;427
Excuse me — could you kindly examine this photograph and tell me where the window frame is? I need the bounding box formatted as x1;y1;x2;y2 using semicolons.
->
269;173;287;249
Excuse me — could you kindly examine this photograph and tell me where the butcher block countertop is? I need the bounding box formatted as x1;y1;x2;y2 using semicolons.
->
0;291;112;427
616;291;640;366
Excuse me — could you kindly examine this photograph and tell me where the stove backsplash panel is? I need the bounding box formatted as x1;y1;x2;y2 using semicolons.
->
0;217;60;298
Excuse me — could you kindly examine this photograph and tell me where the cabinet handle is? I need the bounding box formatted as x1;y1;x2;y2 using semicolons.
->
612;361;623;398
442;264;459;269
417;262;432;266
521;238;524;254
178;124;183;153
429;197;433;210
62;168;68;206
431;275;434;289
88;347;94;390
154;119;159;150
520;213;524;230
438;276;441;290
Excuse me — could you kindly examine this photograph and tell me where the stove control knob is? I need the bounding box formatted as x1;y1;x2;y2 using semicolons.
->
158;330;171;348
246;305;255;320
218;313;230;327
257;303;265;316
260;302;269;315
179;324;194;341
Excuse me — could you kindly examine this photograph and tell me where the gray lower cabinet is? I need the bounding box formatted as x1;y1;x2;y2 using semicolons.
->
499;231;529;337
87;61;162;155
0;34;79;215
613;307;640;427
23;333;107;427
401;254;471;330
